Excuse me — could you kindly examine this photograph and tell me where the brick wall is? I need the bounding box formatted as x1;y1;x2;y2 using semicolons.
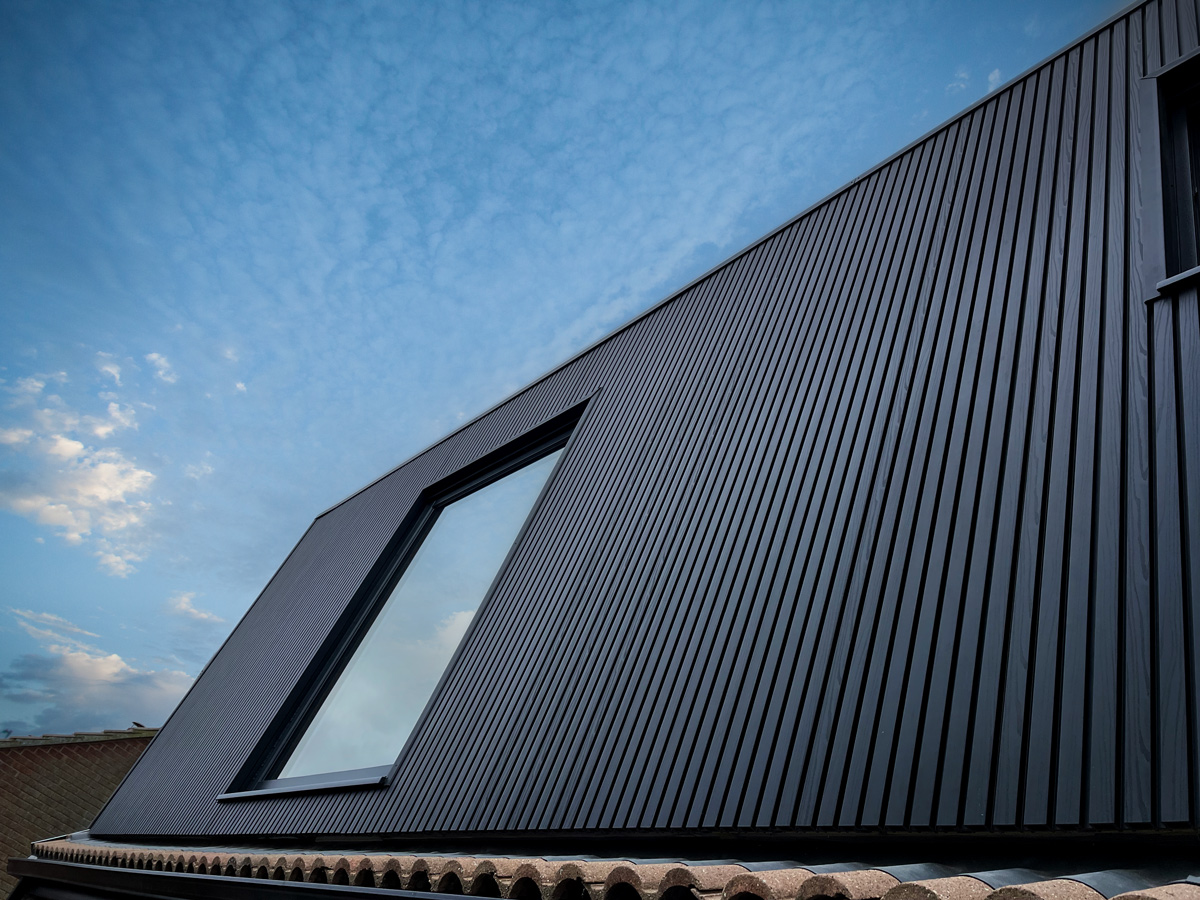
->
0;730;155;898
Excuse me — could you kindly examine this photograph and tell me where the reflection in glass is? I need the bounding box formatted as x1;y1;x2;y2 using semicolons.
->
278;449;562;779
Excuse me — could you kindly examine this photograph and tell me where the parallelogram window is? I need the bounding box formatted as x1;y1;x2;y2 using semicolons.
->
271;443;564;784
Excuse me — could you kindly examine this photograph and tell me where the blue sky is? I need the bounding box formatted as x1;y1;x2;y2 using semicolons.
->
0;0;1124;737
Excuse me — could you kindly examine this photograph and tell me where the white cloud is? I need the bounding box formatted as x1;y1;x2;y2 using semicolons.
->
435;609;474;652
31;403;80;434
234;381;246;393
96;353;121;386
0;427;33;445
7;496;90;544
0;385;155;574
183;453;214;479
7;376;45;403
11;608;99;639
987;68;1003;92
275;606;476;775
90;401;137;438
94;543;142;576
44;434;84;459
145;352;177;383
14;620;101;655
222;347;239;362
166;592;224;623
27;399;134;441
0;608;192;735
946;67;969;93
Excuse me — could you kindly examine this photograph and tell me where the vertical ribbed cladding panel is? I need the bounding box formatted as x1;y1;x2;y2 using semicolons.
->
92;0;1200;839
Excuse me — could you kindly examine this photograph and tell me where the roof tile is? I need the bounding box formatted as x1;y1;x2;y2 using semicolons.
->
882;877;996;900
723;868;817;900
1110;888;1200;900
990;882;1106;900
797;870;901;900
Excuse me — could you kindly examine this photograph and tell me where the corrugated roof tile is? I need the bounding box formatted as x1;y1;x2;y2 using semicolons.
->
20;838;1198;900
660;864;752;893
1111;886;1200;900
990;882;1106;900
882;876;995;900
722;868;817;900
797;870;901;900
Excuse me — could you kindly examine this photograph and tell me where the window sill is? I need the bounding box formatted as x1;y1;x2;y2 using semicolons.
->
217;768;389;802
1152;263;1200;300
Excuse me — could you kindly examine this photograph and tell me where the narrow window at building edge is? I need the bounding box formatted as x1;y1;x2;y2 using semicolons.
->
1159;52;1200;276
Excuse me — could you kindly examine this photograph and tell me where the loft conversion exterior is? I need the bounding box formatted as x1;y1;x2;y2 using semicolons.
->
11;1;1200;899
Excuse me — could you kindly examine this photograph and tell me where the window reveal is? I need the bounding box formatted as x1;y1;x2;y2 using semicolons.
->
274;447;563;781
1159;53;1200;276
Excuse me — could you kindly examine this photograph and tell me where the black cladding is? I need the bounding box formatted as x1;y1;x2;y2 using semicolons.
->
93;0;1200;839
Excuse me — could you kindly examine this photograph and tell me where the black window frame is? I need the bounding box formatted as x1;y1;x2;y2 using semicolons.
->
1146;48;1200;300
1159;52;1200;278
219;404;583;801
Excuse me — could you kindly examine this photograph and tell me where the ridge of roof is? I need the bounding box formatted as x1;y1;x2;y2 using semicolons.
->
0;727;158;749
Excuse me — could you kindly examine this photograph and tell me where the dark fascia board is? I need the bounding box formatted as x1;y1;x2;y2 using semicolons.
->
312;0;1145;522
7;858;432;900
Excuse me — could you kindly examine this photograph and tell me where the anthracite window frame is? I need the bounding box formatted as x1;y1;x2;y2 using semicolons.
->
1159;52;1200;277
1147;48;1200;300
219;405;584;801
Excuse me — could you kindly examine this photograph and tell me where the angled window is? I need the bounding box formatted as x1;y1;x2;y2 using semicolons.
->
1159;53;1200;276
245;428;569;794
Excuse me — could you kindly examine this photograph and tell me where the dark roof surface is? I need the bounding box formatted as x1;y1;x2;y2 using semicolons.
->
90;0;1200;843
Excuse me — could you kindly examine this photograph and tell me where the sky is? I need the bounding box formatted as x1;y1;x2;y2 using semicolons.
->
0;0;1126;738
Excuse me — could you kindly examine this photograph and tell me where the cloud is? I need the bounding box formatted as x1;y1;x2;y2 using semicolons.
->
11;608;100;638
29;398;136;441
145;352;177;383
234;381;246;393
987;68;1003;92
0;608;191;735
6;376;46;403
435;609;474;652
91;402;137;438
0;427;33;444
0;385;154;574
44;434;84;459
946;67;969;93
183;454;214;479
222;347;239;362
96;353;121;385
13;621;101;655
94;543;142;576
274;607;475;775
166;592;224;623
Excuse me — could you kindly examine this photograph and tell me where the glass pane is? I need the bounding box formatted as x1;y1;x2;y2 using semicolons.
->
277;449;562;779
